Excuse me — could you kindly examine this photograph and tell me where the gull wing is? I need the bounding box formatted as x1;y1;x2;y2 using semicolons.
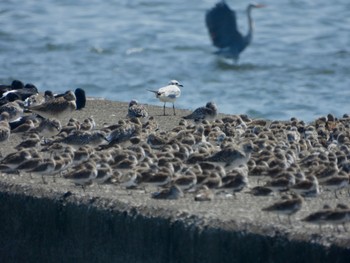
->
158;86;181;99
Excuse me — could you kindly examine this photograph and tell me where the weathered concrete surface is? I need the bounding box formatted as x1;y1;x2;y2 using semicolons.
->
0;99;350;262
0;181;349;263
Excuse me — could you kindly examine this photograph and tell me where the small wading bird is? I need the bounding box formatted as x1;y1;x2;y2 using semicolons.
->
183;102;218;123
147;80;182;116
205;1;265;62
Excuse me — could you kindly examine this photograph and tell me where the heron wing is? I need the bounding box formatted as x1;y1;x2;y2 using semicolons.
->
205;1;243;49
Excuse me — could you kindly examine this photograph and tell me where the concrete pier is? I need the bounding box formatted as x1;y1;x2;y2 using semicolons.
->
0;99;350;262
0;180;349;263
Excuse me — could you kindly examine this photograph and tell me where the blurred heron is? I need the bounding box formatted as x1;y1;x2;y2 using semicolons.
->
205;1;265;62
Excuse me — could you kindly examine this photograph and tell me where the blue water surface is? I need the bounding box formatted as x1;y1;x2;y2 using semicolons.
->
1;0;349;121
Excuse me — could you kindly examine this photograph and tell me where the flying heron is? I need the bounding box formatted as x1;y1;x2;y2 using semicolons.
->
205;1;265;62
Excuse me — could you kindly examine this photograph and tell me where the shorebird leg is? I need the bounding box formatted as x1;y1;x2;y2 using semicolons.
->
173;103;176;115
41;175;47;184
143;186;148;194
343;223;348;232
277;215;282;223
232;191;238;199
336;225;341;234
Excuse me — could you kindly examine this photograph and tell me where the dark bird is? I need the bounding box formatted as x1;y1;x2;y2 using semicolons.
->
0;82;38;102
205;1;265;61
0;80;24;97
74;88;86;110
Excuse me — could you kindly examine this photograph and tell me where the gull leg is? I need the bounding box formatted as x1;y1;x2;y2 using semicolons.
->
173;103;176;115
163;103;166;116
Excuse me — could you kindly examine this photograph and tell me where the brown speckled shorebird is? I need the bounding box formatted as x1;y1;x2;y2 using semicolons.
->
0;100;24;122
34;118;62;138
127;99;149;120
151;184;184;200
0;112;11;145
290;175;320;197
64;161;98;188
194;185;214;201
30;158;56;184
205;141;254;170
262;194;303;225
29;90;76;121
302;204;350;233
0;150;32;170
58;131;108;148
183;102;218;123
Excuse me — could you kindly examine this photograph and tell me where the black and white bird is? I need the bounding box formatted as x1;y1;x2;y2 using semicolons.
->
147;80;182;116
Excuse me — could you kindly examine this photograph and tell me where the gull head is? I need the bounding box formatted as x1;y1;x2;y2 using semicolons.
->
168;80;183;87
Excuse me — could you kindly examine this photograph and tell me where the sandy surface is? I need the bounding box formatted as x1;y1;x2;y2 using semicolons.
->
1;99;350;250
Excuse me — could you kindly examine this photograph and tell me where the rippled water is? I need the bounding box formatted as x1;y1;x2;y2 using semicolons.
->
1;0;349;121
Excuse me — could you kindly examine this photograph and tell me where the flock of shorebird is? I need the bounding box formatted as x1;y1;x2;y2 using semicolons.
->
1;79;350;233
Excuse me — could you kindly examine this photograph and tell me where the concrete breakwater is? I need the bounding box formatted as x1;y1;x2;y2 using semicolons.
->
0;181;349;263
0;99;350;262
